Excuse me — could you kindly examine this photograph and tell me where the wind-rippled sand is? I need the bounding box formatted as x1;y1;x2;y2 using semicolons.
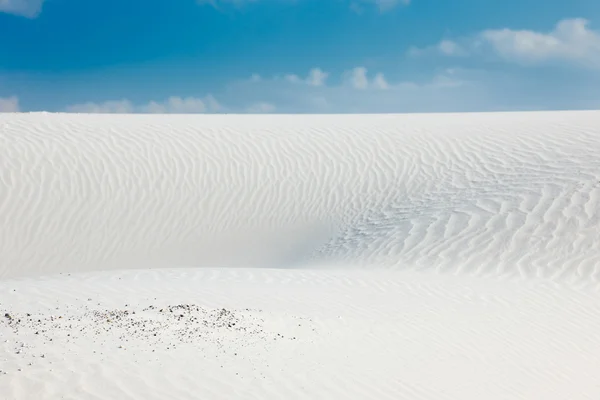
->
1;111;600;399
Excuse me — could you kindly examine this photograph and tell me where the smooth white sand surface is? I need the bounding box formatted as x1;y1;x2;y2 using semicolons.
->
2;111;600;399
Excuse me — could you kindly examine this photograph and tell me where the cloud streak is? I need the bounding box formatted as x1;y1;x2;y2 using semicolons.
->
229;66;483;113
60;59;599;116
198;0;409;12
66;96;222;114
61;66;475;115
0;0;44;18
343;67;390;90
409;18;600;68
482;18;600;67
285;68;329;87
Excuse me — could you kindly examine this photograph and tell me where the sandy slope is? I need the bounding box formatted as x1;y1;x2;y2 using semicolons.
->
1;111;600;280
2;111;600;399
3;268;600;400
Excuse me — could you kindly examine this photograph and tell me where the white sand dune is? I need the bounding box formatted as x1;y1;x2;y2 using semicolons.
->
2;111;600;399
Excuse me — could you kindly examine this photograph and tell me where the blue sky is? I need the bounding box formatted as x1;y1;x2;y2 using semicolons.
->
1;0;599;113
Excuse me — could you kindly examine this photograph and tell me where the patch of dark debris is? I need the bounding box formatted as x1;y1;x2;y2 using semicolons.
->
3;304;287;346
2;303;314;375
0;299;316;377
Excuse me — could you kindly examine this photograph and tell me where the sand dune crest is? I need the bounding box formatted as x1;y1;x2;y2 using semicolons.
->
1;111;600;280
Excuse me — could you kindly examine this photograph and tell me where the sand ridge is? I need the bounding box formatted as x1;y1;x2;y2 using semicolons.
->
1;111;600;280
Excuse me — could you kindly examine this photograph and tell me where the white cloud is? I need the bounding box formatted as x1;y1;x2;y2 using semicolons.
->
370;0;410;11
438;40;466;56
319;69;482;113
243;66;396;95
481;18;600;67
372;72;390;89
196;0;258;6
225;66;487;113
54;62;600;115
283;68;329;87
0;96;20;112
351;0;410;13
0;0;44;18
66;96;222;114
345;67;369;89
54;62;598;115
66;99;134;114
246;102;276;113
306;68;329;87
408;39;467;58
141;95;222;113
411;18;600;68
200;0;409;12
343;67;389;90
61;56;600;116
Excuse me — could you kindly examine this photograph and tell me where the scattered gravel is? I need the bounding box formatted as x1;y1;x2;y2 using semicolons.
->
1;302;315;375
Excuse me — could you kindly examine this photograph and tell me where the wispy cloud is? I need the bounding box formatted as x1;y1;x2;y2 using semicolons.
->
481;18;600;67
0;0;45;18
66;100;134;114
66;96;222;114
60;66;477;115
408;40;467;57
366;0;410;12
0;96;20;112
409;18;600;69
198;0;409;12
195;0;258;8
230;66;479;113
60;60;596;115
343;67;390;90
284;68;329;87
141;96;222;113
